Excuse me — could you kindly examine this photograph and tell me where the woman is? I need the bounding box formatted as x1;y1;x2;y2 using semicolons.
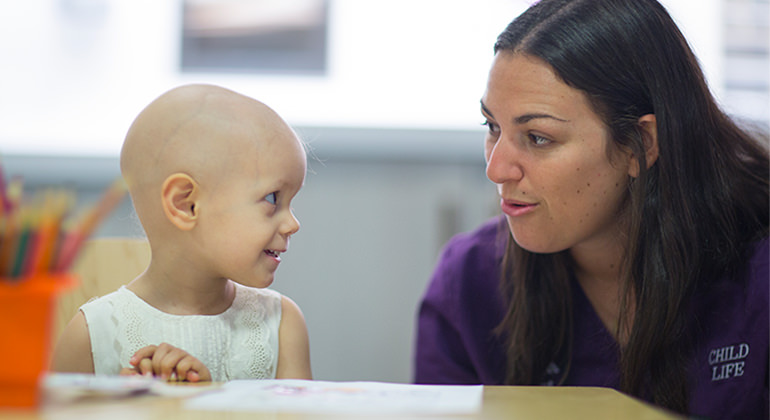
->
414;0;769;418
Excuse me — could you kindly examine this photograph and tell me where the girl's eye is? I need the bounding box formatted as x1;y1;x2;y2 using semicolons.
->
265;192;277;205
529;134;550;146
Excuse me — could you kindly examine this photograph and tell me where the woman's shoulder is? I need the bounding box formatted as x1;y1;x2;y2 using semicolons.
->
427;216;507;305
747;236;768;271
688;236;768;418
744;236;768;295
700;236;768;301
439;215;507;264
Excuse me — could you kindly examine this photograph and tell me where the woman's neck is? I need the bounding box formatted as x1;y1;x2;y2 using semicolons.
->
570;237;633;343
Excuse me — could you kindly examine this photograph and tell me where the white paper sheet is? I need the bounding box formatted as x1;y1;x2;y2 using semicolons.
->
185;379;483;415
43;373;220;402
43;373;157;401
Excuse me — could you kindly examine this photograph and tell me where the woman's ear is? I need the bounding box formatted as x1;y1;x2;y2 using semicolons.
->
161;173;199;231
628;114;659;178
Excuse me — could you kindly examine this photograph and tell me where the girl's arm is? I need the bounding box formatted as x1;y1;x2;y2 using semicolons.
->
275;296;312;379
50;311;95;373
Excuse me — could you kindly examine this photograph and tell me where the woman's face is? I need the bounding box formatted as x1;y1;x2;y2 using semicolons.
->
481;52;633;255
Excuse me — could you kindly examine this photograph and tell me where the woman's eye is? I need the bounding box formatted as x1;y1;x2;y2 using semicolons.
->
265;192;277;205
481;120;499;134
529;134;550;146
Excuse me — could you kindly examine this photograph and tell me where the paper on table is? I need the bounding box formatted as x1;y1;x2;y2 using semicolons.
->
43;373;157;402
185;379;483;415
43;373;220;402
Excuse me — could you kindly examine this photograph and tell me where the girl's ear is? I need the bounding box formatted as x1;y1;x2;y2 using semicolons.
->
161;173;199;231
628;114;660;178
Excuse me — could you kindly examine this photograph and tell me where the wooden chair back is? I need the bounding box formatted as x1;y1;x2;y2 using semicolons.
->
55;238;150;340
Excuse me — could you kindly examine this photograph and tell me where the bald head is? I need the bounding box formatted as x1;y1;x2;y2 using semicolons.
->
121;84;294;184
120;84;300;238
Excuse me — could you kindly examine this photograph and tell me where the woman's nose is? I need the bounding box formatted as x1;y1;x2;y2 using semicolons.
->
485;136;524;184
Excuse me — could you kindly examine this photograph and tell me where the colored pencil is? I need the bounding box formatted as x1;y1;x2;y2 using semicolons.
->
53;178;127;272
0;175;126;281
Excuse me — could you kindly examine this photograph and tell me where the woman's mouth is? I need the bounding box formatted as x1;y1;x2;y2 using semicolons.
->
500;199;538;217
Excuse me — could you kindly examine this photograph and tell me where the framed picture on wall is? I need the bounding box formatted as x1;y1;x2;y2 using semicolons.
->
180;0;328;75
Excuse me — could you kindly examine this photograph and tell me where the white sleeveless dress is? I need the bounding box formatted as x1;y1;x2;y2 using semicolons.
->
80;283;282;381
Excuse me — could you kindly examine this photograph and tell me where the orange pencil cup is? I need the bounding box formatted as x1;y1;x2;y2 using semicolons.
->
0;274;76;408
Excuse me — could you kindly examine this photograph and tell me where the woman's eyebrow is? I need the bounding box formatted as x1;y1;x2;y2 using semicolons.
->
514;113;569;124
480;101;494;118
480;100;569;124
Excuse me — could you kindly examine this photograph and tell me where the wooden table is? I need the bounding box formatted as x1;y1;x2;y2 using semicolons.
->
0;385;683;420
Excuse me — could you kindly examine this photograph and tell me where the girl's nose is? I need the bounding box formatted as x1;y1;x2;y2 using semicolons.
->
282;210;300;237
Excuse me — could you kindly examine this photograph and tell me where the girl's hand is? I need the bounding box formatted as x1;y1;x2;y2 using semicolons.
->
126;343;212;382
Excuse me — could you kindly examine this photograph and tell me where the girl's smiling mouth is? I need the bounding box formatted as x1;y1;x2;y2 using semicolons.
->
264;249;283;262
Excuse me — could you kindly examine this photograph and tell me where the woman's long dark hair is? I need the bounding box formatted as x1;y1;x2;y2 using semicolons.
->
492;0;769;414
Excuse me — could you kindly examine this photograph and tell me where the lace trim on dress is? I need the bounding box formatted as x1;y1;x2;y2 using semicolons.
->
82;282;281;381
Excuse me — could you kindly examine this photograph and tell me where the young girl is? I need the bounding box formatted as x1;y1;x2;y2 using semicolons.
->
52;84;312;381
